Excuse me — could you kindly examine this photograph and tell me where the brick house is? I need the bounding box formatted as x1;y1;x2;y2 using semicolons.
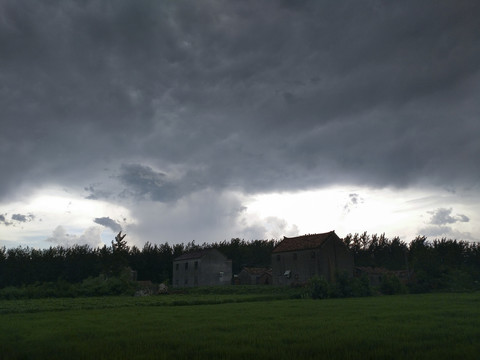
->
272;231;353;285
172;249;232;287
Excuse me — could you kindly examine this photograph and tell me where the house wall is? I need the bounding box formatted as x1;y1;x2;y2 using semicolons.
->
237;269;255;285
272;238;353;285
172;250;232;287
258;272;272;285
237;269;272;285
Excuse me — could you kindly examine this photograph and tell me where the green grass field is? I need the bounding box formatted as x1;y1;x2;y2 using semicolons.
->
1;291;479;359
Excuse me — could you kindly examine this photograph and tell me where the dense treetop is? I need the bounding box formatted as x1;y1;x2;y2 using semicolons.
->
1;234;479;294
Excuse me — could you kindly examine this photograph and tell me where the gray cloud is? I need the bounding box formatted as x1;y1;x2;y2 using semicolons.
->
11;213;35;223
118;164;181;202
418;207;473;242
93;217;122;233
0;213;35;226
428;208;470;225
343;193;364;214
243;216;300;241
0;214;12;226
46;226;104;248
456;214;470;223
417;225;475;242
418;225;453;238
84;185;113;201
1;1;480;244
124;189;255;246
349;194;360;206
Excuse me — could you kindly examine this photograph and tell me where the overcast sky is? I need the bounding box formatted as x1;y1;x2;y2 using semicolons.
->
1;0;480;249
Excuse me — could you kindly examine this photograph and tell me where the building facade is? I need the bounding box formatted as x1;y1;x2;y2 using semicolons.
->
272;231;353;285
173;249;232;287
236;267;272;285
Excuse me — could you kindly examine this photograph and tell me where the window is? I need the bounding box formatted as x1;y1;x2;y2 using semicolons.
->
175;263;179;271
276;254;281;262
311;251;316;259
185;262;188;270
194;261;198;270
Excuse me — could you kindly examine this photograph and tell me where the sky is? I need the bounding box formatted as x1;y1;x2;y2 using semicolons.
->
1;0;480;249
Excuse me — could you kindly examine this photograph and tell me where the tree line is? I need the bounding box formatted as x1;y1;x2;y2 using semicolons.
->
344;232;480;292
0;233;478;293
0;237;275;289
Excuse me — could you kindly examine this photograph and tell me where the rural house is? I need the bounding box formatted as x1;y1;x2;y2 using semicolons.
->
272;231;353;285
172;249;232;287
236;267;272;285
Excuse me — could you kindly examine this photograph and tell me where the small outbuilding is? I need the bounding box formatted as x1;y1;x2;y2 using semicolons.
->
237;267;272;285
172;249;232;287
272;231;353;285
355;266;411;286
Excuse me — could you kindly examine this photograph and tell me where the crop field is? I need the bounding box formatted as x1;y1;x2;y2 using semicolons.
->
1;291;479;359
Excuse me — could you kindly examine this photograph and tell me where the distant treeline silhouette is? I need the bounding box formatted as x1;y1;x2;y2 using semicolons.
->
345;233;480;292
0;234;479;293
0;238;275;288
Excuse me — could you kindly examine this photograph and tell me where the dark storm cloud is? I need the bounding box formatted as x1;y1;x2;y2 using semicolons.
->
118;164;182;202
1;0;480;204
93;217;122;233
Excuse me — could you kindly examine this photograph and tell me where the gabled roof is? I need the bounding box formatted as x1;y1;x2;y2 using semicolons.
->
272;231;339;253
174;248;222;261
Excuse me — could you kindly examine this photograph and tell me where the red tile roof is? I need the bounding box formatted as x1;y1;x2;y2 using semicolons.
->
272;231;339;253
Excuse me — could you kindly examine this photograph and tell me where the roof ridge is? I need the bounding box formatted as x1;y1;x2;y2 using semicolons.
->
274;231;338;253
174;248;222;261
284;230;335;239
